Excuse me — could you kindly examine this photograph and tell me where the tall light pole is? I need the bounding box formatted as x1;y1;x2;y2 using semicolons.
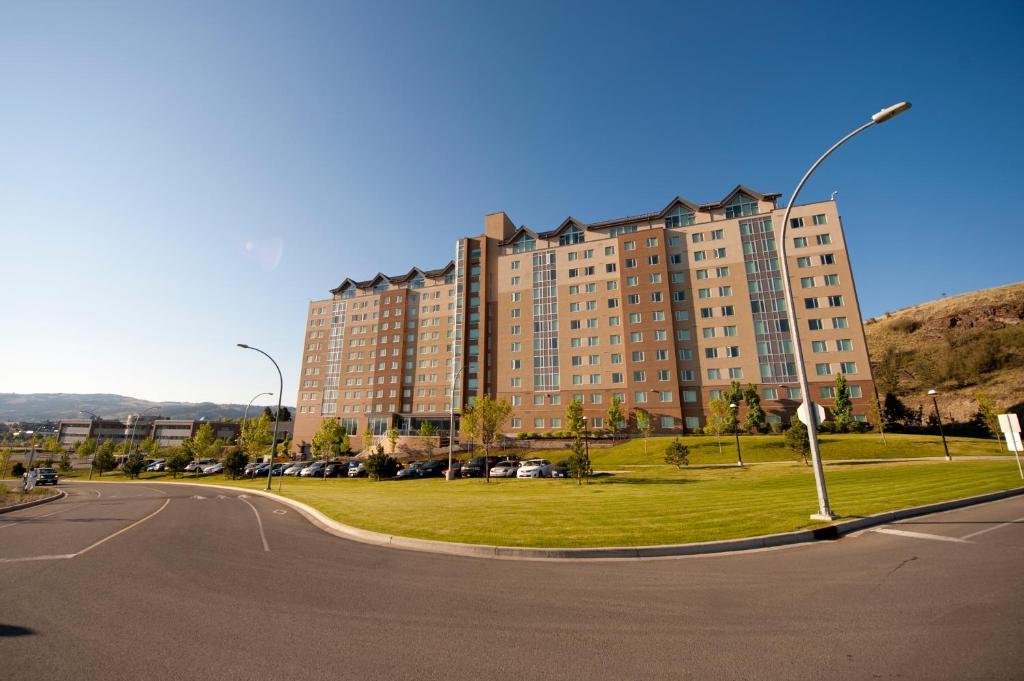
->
80;410;99;480
241;391;274;460
125;406;160;459
729;402;743;467
776;101;912;521
237;344;284;491
927;389;951;461
447;364;463;480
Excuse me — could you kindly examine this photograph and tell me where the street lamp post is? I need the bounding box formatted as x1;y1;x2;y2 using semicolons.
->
241;391;274;461
928;389;951;461
125;406;160;460
776;101;912;521
447;364;463;480
237;344;284;491
729;402;743;467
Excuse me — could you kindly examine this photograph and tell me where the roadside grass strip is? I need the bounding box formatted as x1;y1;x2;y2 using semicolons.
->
63;459;1023;548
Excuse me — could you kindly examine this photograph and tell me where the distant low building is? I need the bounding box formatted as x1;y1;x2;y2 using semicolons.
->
56;417;262;449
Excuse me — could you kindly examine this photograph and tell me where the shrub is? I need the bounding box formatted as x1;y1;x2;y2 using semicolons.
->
366;451;398;480
11;462;25;477
663;439;690;468
785;420;811;465
166;450;191;478
122;453;146;479
223;450;249;479
566;437;591;486
769;421;783;434
516;432;529;440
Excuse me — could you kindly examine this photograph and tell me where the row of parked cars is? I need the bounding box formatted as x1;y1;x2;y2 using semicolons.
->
439;456;570;479
240;455;573;480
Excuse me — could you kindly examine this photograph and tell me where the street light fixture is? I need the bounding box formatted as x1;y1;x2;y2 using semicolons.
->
241;391;274;461
237;344;284;491
776;101;912;521
125;406;161;460
729;402;743;467
447;363;464;480
927;389;951;461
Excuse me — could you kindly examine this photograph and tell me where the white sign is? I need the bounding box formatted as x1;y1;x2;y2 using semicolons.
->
797;401;827;427
997;413;1022;453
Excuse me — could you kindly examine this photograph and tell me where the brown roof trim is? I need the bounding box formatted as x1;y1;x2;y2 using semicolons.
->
329;261;456;295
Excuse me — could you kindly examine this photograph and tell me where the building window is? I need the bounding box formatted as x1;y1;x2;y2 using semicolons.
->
790;217;804;228
725;194;758;219
816;234;832;245
840;361;858;374
805;298;820;309
794;237;807;248
665;205;695;228
812;214;828;225
815;363;832;376
797;257;812;268
828;295;844;307
559;225;584;246
808;319;823;330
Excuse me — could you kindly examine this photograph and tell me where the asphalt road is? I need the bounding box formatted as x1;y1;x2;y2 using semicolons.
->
2;481;1022;681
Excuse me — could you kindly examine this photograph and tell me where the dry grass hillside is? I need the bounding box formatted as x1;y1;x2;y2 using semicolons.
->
864;281;1024;422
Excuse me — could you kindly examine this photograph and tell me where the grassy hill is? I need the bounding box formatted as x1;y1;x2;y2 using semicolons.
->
864;281;1024;422
0;392;294;423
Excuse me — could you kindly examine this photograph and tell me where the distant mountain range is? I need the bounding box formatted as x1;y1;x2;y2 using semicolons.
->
0;393;293;423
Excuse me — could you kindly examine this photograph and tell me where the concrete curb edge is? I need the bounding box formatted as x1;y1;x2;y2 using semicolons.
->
73;479;1024;561
0;488;66;515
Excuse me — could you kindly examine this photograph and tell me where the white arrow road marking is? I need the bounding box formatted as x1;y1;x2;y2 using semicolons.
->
238;497;270;552
191;495;207;500
872;527;973;544
217;495;229;500
273;509;287;515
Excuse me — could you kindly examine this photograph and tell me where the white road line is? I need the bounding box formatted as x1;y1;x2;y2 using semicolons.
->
75;498;171;557
960;516;1024;541
0;554;76;563
238;496;270;552
872;528;973;544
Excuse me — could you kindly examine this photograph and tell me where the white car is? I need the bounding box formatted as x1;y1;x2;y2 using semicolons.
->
516;459;553;478
202;462;224;474
489;460;521;478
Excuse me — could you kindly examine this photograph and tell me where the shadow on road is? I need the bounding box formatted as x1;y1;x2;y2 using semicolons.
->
0;624;35;637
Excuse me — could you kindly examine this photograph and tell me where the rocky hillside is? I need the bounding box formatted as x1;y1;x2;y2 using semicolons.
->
864;281;1024;422
0;393;293;423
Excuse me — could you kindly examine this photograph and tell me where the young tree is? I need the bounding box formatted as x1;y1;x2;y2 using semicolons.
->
566;399;585;437
386;427;399;454
418;421;438;437
0;448;11;479
240;413;274;462
76;437;97;460
566;436;591;486
459;395;514;482
867;391;887;445
366;450;398;480
703;398;731;455
605;395;625;440
664;439;690;468
634;407;653;456
742;384;766;433
93;440;117;476
725;381;744;431
43;435;62;456
785;419;811;466
832;374;854;433
279;435;292;459
883;392;912;429
223;450;249;479
122;452;146;479
166;449;191;478
310;418;349;460
261;406;275;421
276;406;292;422
974;392;1002;452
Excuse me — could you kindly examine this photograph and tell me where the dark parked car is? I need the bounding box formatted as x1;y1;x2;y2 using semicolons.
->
549;460;571;478
395;461;424;479
417;460;447;478
459;456;509;478
323;462;348;478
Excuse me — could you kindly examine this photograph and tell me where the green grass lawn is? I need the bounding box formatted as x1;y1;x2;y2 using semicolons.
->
65;458;1024;548
589;432;1006;468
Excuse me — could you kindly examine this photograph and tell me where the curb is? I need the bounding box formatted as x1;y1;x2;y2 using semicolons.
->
69;479;1024;561
0;488;66;515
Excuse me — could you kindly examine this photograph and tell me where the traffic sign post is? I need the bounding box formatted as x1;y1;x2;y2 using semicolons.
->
997;413;1023;479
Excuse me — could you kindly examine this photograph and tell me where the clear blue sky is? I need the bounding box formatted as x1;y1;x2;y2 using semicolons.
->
2;1;1021;406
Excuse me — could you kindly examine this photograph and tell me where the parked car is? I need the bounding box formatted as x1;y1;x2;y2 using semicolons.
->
459;456;508;478
271;463;288;476
347;461;366;478
283;462;308;476
417;460;447;478
395;461;424;479
145;459;166;472
300;461;327;477
516;459;553;478
489;460;521;478
202;462;224;474
184;459;215;473
548;460;571;478
252;463;272;476
441;460;463;478
323;463;348;478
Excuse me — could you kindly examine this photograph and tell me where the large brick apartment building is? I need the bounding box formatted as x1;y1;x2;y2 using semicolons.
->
292;186;874;453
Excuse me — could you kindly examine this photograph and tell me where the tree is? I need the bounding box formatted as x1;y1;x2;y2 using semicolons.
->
386;427;399;454
566;436;591;485
882;392;912;429
832;374;854;433
223;450;249;479
276;406;292;422
785;419;811;466
725;381;744;431
166;449;191;478
11;461;26;477
418;421;438;437
43;435;62;456
76;437;97;460
742;384;766;433
634;407;653;456
566;399;585;437
279;435;292;459
93;440;117;476
704;398;731;455
240;414;274;462
664;439;690;468
605;395;625;440
867;391;887;445
0;448;11;479
366;450;398;480
122;452;146;479
311;418;350;460
137;437;159;457
460;395;514;482
975;392;1002;452
261;406;274;421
